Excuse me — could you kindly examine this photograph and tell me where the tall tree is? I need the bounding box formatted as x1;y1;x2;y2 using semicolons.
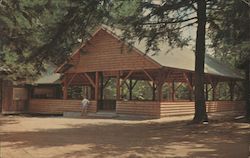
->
193;0;207;122
111;0;209;123
208;0;250;120
0;0;112;80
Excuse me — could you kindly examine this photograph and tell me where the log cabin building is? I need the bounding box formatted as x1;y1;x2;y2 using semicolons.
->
7;26;247;118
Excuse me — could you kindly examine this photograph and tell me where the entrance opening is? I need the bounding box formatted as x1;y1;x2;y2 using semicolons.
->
98;75;117;112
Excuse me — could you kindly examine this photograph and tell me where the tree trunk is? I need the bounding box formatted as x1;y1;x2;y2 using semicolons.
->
193;0;208;123
245;62;250;120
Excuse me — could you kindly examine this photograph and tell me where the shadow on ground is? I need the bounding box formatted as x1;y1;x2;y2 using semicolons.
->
0;116;249;158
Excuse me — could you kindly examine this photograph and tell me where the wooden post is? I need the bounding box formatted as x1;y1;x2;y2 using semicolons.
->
91;86;95;100
85;86;89;99
209;78;218;101
229;81;235;101
183;73;193;101
157;83;163;101
63;75;68;100
116;71;120;100
152;82;156;101
100;72;104;110
205;83;208;101
211;82;218;101
156;76;164;102
172;80;175;101
95;72;99;101
129;79;133;100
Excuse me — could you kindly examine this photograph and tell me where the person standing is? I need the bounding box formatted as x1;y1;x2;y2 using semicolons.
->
81;96;90;116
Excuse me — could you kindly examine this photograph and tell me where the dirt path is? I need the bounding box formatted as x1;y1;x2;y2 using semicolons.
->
0;115;249;158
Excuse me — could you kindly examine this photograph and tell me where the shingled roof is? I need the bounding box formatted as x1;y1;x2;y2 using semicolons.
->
56;25;243;79
101;25;243;79
34;73;61;85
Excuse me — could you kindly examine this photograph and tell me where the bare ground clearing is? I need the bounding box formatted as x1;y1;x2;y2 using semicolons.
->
0;114;249;158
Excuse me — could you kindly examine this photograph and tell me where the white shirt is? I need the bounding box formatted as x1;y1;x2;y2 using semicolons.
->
81;98;90;107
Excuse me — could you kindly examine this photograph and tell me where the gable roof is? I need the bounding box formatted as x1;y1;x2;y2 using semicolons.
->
56;25;243;79
34;73;61;85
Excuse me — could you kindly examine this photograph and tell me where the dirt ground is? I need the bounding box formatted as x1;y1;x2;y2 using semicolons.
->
0;114;249;158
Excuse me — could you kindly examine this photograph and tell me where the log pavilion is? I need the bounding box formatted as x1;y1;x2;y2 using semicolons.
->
28;26;245;118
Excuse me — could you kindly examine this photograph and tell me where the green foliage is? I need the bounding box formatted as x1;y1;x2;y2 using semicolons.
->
0;0;113;81
132;81;153;100
103;78;117;99
0;48;37;81
208;0;250;66
109;0;196;54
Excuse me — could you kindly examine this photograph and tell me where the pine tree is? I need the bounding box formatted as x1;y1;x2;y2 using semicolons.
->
111;0;209;123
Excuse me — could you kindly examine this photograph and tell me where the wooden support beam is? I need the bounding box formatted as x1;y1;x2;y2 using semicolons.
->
142;69;155;83
207;86;213;93
183;73;193;101
83;73;96;88
152;82;156;101
95;72;99;100
235;82;244;91
183;73;193;91
85;86;89;99
146;81;154;89
116;71;121;100
103;77;111;88
208;76;218;101
124;80;130;89
155;70;171;101
228;80;235;101
129;79;133;100
172;80;175;101
205;83;208;101
67;73;77;86
174;82;183;91
132;80;138;89
100;72;104;110
63;75;68;100
120;70;133;87
90;86;95;100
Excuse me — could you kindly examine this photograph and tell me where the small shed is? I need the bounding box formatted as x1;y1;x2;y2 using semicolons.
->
0;67;28;114
31;73;62;99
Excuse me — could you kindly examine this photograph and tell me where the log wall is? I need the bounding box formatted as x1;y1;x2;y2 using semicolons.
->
66;29;160;73
116;101;160;118
160;101;245;117
160;102;194;117
29;99;97;114
29;99;245;118
206;101;245;113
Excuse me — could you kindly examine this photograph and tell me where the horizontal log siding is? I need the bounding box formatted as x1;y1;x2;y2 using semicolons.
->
116;101;160;118
160;102;195;117
206;101;245;113
29;99;97;114
29;99;245;118
160;101;245;117
67;29;159;73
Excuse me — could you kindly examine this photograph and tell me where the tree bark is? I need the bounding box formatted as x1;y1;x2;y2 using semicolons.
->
245;62;250;120
193;0;208;123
